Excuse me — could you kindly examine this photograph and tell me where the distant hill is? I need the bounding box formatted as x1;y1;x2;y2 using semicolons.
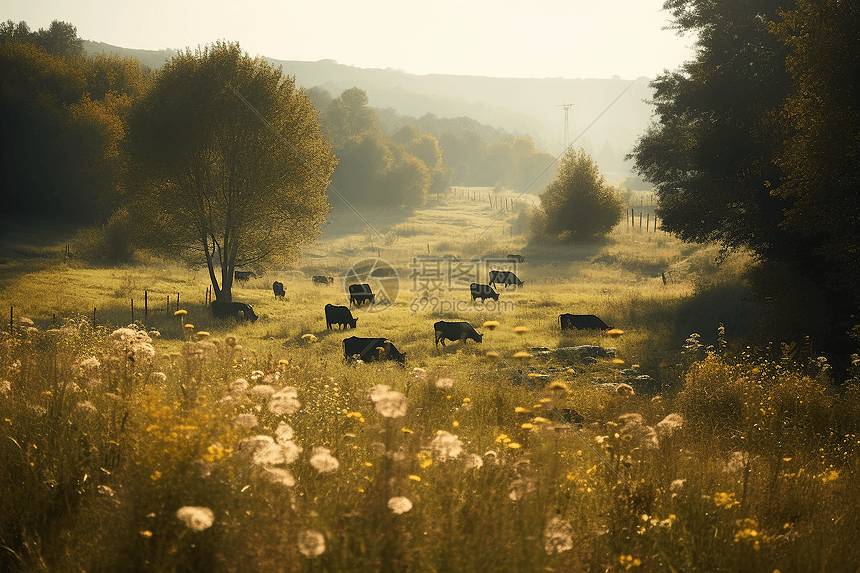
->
82;41;658;179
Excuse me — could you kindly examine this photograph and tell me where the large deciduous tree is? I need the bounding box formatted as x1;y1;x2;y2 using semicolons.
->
629;0;796;258
126;42;336;302
535;148;624;241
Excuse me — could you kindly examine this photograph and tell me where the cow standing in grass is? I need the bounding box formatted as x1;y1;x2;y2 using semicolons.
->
434;321;483;347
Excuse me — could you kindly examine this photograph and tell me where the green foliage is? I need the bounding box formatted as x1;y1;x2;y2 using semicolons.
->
535;148;624;241
1;27;141;222
125;41;335;303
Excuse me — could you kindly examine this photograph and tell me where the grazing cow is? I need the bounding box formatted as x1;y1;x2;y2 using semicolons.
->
507;254;525;263
342;336;405;365
312;275;334;286
273;281;285;298
348;283;375;306
325;304;358;329
470;282;499;302
211;301;258;322
234;270;256;281
489;270;523;288
434;320;483;347
559;313;610;331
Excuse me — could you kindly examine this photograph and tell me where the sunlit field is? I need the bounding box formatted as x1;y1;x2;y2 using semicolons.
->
1;193;858;572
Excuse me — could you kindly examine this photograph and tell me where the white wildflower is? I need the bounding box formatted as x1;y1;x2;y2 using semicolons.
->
232;413;258;428
464;453;484;469
229;378;249;393
371;385;408;418
297;529;326;558
257;465;296;487
430;431;463;461
434;377;454;389
656;413;684;436
274;422;294;441
269;387;301;415
175;506;215;532
75;401;98;415
237;435;274;461
543;515;574;555
387;496;413;514
250;385;275;398
309;446;339;473
508;478;537;501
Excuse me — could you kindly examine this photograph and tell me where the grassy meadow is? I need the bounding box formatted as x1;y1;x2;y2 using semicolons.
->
1;192;858;572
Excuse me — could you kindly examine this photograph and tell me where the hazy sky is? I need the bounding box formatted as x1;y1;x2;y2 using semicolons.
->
4;0;697;79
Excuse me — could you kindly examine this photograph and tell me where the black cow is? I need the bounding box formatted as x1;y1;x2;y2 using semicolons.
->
434;321;483;347
559;314;610;331
348;283;375;306
234;270;256;281
312;275;334;286
273;281;285;298
325;304;358;329
342;336;405;365
489;270;523;288
211;301;258;322
507;254;525;263
470;283;499;302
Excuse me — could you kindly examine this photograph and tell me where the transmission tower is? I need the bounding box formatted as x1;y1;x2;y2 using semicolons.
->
557;103;574;150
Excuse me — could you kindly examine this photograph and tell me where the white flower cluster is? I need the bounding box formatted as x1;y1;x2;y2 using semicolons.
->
370;384;408;418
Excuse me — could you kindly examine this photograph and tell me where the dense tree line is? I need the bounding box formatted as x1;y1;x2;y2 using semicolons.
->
629;0;860;372
1;20;148;222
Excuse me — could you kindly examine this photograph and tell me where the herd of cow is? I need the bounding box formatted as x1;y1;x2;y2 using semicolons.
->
213;262;612;366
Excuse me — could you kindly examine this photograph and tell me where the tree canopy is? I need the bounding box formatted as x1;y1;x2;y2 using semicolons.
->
535;148;624;242
629;0;860;371
126;41;336;302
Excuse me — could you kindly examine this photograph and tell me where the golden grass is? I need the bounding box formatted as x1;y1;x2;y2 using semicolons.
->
3;193;855;571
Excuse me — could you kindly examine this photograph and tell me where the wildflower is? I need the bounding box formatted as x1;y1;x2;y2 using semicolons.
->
301;333;318;344
616;383;635;396
514;326;529;335
269;387;301;415
297;529;326;558
75;401;97;415
401;427;414;434
98;485;115;497
175;506;214;532
464;453;484;468
140;530;153;538
257;465;296;487
232;413;258;428
515;406;529;414
486;351;500;359
462;397;471;403
713;492;739;509
417;450;434;468
434;377;454;389
196;331;210;338
237;435;275;461
278;440;303;464
483;320;500;330
275;422;294;441
387;496;413;514
408;474;422;482
229;378;249;393
506;442;522;449
184;324;195;330
173;310;188;317
150;371;167;383
521;423;535;430
370;385;408;418
250;385;276;398
656;413;683;435
412;367;428;381
430;431;463;461
618;555;642;569
532;416;551;424
543;515;574;555
508;478;536;500
310;447;339;473
606;328;624;338
512;351;532;360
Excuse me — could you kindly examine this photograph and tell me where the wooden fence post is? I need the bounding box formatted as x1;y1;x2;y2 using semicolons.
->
145;291;148;325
